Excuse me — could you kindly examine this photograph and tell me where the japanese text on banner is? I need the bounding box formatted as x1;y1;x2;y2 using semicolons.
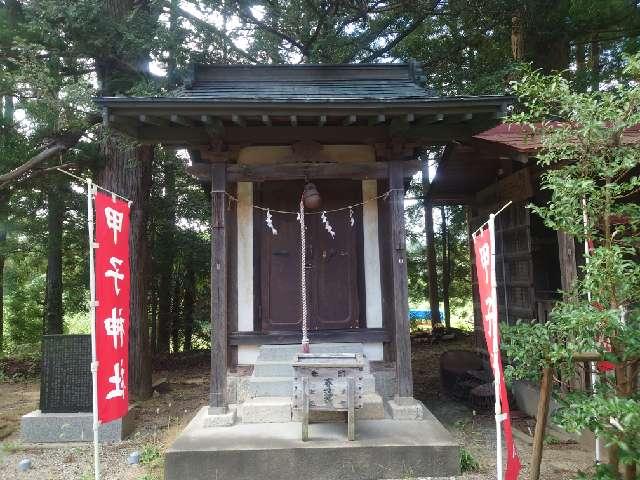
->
94;192;130;423
473;225;521;480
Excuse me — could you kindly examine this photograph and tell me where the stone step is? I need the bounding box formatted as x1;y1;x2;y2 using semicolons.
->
247;377;292;397
253;360;294;378
257;343;364;362
240;397;292;423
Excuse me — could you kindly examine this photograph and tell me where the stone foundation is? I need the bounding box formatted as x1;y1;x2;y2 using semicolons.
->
21;409;134;443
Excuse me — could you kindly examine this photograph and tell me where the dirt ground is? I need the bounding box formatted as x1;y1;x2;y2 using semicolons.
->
0;335;595;480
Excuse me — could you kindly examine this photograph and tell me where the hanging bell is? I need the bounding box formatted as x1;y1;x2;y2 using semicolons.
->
303;182;322;210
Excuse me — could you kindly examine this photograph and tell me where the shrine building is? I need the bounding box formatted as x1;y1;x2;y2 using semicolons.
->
97;62;511;480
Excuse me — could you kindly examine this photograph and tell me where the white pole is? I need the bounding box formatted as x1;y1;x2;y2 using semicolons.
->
581;198;600;464
87;179;100;480
489;213;503;480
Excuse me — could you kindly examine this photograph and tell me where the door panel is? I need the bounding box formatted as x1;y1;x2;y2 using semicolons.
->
260;179;361;332
260;181;304;331
309;180;360;330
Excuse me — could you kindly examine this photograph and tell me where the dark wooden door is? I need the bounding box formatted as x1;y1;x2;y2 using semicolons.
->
308;180;360;330
260;180;360;332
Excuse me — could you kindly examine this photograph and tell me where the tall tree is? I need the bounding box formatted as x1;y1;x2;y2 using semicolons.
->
43;180;65;335
440;206;451;329
94;0;159;400
155;157;177;353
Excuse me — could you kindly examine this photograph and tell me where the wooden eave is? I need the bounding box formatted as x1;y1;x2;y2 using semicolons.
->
96;96;512;147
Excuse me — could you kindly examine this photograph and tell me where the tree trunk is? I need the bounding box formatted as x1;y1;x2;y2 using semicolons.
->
44;181;65;335
98;140;153;400
590;40;600;91
170;277;181;353
440;206;451;329
95;0;155;400
149;278;158;354
156;160;176;353
182;261;195;351
0;190;8;353
530;366;553;480
422;160;441;326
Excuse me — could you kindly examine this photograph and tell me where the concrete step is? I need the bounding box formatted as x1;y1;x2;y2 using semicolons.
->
247;377;292;397
253;360;294;378
240;397;292;423
257;343;364;362
166;407;461;480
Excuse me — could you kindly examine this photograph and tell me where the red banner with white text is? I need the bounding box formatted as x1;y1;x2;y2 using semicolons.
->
473;224;521;480
94;192;130;423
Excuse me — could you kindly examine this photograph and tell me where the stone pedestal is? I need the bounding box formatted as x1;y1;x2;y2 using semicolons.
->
387;397;425;420
202;405;237;427
21;409;133;443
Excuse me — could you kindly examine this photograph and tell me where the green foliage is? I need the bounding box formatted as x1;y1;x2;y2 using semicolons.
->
459;447;480;472
503;54;640;477
140;443;162;465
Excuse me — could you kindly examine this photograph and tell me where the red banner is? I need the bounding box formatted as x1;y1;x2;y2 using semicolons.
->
94;192;130;423
473;224;521;480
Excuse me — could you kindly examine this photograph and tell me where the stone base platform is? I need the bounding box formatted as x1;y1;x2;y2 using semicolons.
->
165;406;460;480
21;409;134;443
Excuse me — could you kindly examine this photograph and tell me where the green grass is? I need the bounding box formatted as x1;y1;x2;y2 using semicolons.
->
460;447;480;472
139;443;164;480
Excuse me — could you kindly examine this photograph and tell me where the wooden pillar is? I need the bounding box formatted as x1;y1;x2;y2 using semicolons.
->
557;231;577;294
389;161;413;399
210;162;228;413
421;160;441;325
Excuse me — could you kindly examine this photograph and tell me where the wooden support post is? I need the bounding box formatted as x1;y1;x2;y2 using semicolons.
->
347;377;355;441
209;163;228;413
558;231;578;294
422;159;441;325
301;376;309;441
530;366;553;480
389;161;413;399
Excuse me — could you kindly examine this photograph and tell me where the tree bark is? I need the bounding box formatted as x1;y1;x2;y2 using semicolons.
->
182;261;195;351
44;181;65;335
530;366;553;480
95;0;155;400
440;206;451;328
170;277;181;353
0;190;8;353
156;160;176;353
149;277;158;354
422;160;441;326
98;140;153;400
590;40;600;91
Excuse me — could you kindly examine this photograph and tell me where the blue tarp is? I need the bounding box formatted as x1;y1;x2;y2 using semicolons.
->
409;309;444;321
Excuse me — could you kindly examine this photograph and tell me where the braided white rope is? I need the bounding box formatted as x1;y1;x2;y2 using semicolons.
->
299;198;309;353
223;189;399;215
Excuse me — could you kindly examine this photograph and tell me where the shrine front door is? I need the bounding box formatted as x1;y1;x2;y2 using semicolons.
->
259;179;361;332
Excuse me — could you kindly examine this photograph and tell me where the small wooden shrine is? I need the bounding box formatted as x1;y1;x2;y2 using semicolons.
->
97;62;510;480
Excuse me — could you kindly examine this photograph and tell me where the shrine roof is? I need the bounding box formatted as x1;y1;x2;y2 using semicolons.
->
95;63;512;146
97;63;510;108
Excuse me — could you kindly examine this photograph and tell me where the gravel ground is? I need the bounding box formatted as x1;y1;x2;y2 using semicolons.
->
0;336;595;479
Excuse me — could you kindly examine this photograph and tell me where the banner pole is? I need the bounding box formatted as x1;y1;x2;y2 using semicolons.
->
489;213;503;480
87;178;100;480
581;198;600;464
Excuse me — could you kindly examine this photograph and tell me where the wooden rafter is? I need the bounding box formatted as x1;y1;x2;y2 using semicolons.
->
187;160;421;182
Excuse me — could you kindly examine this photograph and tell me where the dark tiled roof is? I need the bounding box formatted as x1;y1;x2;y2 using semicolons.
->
176;79;436;102
172;64;437;103
96;63;512;111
